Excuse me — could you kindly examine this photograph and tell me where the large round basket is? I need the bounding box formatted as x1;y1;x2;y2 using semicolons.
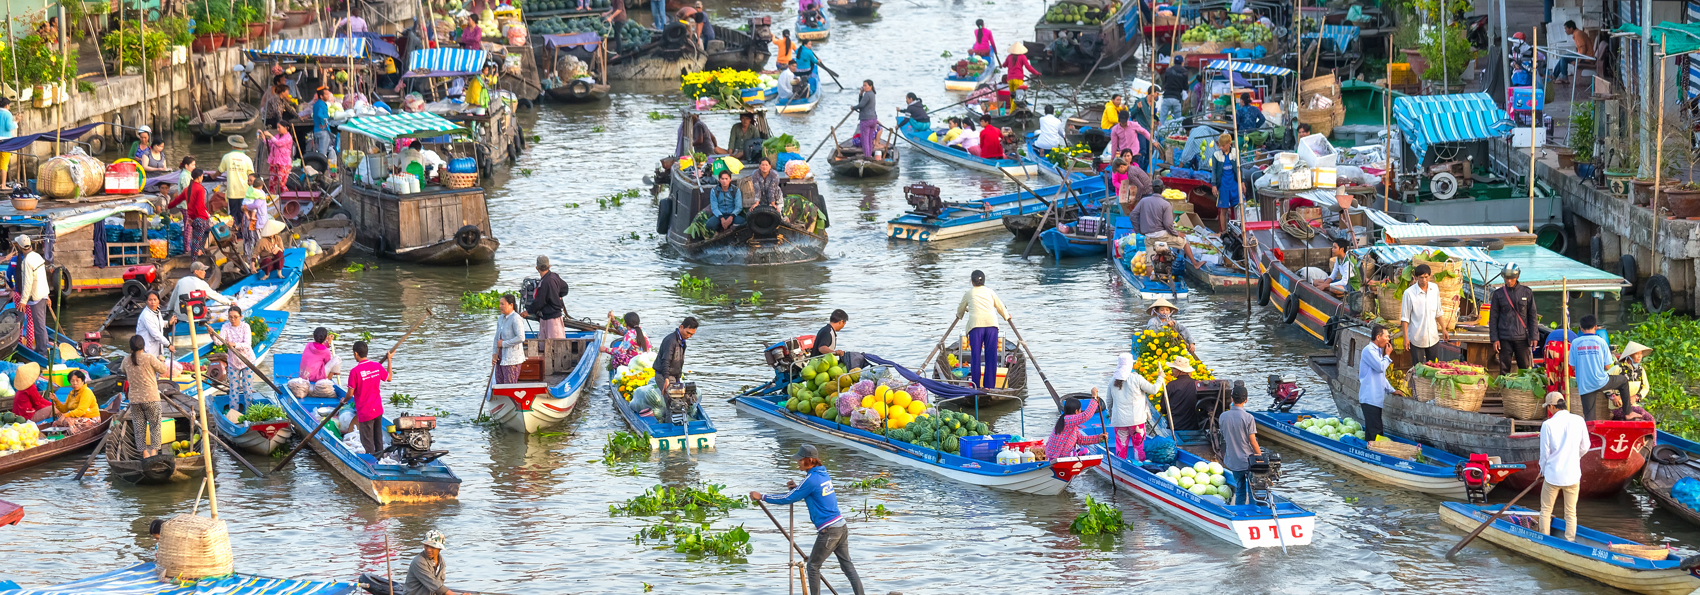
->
1296;107;1335;138
1501;387;1542;420
444;171;479;189
1367;440;1421;460
156;513;234;580
1375;286;1402;320
1608;543;1670;560
1410;375;1437;402
1414;255;1466;330
39;152;105;200
1432;377;1487;412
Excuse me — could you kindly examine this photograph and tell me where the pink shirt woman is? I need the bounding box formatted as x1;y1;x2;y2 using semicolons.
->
970;21;995;57
1043;396;1103;460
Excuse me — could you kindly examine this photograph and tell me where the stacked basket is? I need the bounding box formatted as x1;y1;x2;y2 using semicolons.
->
1501;386;1542;419
1368;440;1420;460
444;172;479;189
156;513;233;580
1432;376;1487;412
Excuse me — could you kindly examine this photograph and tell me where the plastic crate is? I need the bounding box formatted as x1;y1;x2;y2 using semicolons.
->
961;434;1014;462
1388;63;1418;86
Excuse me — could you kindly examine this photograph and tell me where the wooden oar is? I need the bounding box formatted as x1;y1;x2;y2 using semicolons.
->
74;404;127;480
804;109;857;162
272;308;434;472
160;391;267;478
917;313;962;372
925;83;1009;115
1444;473;1544;561
812;57;846;91
204;325;289;397
1004;319;1060;407
756;500;841;595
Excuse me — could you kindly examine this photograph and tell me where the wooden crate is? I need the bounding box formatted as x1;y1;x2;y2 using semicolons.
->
518;357;544;382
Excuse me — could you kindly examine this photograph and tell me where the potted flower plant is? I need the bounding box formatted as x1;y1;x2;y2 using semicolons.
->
1569;102;1595;179
1416;23;1474;94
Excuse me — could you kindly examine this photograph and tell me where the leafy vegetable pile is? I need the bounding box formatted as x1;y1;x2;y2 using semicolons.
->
239;404;285;423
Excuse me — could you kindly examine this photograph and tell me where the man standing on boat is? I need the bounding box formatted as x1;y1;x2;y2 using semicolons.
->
11;235;47;354
813;310;848;358
654;317;698;398
750;445;868;595
1034;105;1066;152
166;262;235;322
1357;326;1395;441
1218;386;1260;505
955;271;1010;389
1571;315;1622;421
527;256;568;339
1399;264;1447;368
349;340;392;457
1159;57;1188;126
1538;392;1587;541
312;87;336;157
1489;263;1538;374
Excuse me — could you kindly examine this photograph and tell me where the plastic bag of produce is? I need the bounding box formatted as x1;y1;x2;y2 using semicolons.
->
848;407;883;432
849;380;875;397
903;383;928;404
836;392;860;417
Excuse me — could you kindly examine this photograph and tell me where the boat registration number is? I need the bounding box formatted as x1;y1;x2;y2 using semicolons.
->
1232;517;1314;548
655;435;715;452
888;225;934;242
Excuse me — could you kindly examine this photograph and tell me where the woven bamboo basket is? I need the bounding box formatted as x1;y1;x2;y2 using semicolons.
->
1376;285;1403;320
1608;543;1670;560
1432;377;1487;412
39;152;105;200
1410;375;1437;402
156;514;233;580
1368;440;1420;460
1296;107;1335;138
1501;387;1542;420
444;172;479;189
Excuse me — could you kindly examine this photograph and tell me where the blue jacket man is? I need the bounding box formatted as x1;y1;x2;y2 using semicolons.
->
1569;315;1623;421
751;445;867;595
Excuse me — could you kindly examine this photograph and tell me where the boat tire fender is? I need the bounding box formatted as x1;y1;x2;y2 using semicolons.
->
570;79;593;98
1643;274;1672;314
1281;291;1300;324
656;198;674;235
1653;443;1690;466
323;207;352;221
1619;254;1639;296
1536;223;1570;255
1256;272;1272;306
47;266;71;296
1322;317;1340;346
453;225;483;252
662;23;690;45
1589;234;1604;269
748;205;782;236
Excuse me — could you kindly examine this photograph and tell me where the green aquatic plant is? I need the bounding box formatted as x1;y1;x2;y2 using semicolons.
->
611;483;748;518
1069;496;1125;535
603;430;652;460
460;290;505;311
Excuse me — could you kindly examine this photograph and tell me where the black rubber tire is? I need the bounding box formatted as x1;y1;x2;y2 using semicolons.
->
1428;237;1464;247
1256;272;1273;306
747;205;783;236
662;23;689;44
1536;223;1570;255
1643;274;1673;313
1589;235;1604;269
1322;316;1341;346
453;225;482;251
656;198;673;235
1282;291;1301;324
570;79;593;98
47;266;71;296
323;207;352;221
1620;254;1639;297
121;279;150;301
302;153;330;176
1654;443;1691;465
1344;290;1366;318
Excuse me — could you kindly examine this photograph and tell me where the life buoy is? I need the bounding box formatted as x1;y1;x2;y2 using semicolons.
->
656;198;673;235
1281;291;1300;324
454;225;483;251
1619;254;1639;297
1642;274;1672;313
1256;272;1272;306
570;79;593;98
747;205;782;236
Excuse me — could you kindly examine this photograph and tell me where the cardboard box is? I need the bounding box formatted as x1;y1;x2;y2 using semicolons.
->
1511;127;1546;148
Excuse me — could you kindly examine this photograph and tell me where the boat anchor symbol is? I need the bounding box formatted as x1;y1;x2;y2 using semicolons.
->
1609;434;1629;454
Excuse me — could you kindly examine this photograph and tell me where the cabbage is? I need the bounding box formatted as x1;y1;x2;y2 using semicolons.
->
1193;461;1211;473
1210;474;1226;486
1208;462;1224;475
1178;476;1195;489
1189;484;1210;496
1217;485;1233;500
1162;474;1178;484
1180;467;1196;477
1165;466;1181;477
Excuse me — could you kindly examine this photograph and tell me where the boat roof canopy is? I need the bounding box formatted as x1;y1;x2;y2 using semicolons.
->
1392;93;1512;166
1352;243;1628;293
0;196;152;236
404;48;489;78
0;562;355;595
342;112;469;144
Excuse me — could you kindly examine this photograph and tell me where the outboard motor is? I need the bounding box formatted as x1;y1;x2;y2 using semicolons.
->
903;183;944;218
382;414;448;467
517;276;541;318
1246;452;1283;506
665;381;699;426
1456;454;1492;504
1150;241;1178;283
1266;373;1305;412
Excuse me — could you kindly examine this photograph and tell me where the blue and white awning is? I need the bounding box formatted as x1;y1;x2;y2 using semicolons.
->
1204;60;1293;77
407;48;489;74
0;562;356;595
1301;24;1361;52
1392;93;1512;165
260;38;368;58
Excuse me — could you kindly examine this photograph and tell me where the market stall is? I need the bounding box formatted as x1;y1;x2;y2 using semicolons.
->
401;48;525;167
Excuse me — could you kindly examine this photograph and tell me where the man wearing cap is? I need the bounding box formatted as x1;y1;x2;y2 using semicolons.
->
1218;385;1260;505
11;235;48;354
1165;357;1203;431
219;136;255;209
1489;263;1538;373
1611;342;1655;422
312;87;335;156
1400;263;1448;368
955;271;1010;389
526;256;568;339
1538;392;1587;541
167;168;212;259
1571;315;1622;421
166;262;235;323
751;445;866;595
360;530;456;595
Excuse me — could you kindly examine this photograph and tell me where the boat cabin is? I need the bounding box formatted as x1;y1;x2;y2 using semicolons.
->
339;112;499;264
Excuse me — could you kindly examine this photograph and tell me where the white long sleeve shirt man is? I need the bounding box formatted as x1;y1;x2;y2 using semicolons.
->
1034;113;1066;151
1539;407;1589;487
18;250;47;303
166;273;234;317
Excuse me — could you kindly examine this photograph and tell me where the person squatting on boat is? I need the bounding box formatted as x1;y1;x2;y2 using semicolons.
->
1610;342;1654;422
750;445;867;595
1538;391;1587;541
708;170;744;233
6;363;48;423
1104;353;1159;460
602;311;652;368
955;271;1009;389
1308;238;1352;298
288;327;343;399
361;530;458;595
1145;299;1195;354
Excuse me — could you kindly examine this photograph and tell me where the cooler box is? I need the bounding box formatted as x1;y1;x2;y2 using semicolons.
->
961;434;1014;462
104;161;143;195
148;418;176;445
1509;86;1544;111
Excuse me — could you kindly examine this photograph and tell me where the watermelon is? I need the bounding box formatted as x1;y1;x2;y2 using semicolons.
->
942;436;960;453
976;422;990;434
949;420;962;431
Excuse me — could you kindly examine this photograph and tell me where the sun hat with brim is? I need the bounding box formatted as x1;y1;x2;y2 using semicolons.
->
1009;43;1028;55
1620;341;1652;360
12;362;40;391
260;219;287;238
227;135;249;149
1148;298;1178;315
1168;357;1194;374
423;530;447;550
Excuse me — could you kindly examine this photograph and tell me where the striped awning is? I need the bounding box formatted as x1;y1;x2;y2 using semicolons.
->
1393;93;1512;166
1301;24;1361;52
1204;60;1294;77
261;38;368;58
1352;244;1497;266
408;48;488;74
341;112;468;143
0;562;356;595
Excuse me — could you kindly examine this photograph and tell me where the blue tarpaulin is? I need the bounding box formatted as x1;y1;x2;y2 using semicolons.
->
862;354;986;402
1393;93;1512;165
406;48;488;76
0;122;105;153
260;37;368;58
1205;60;1294;77
1302;24;1361;52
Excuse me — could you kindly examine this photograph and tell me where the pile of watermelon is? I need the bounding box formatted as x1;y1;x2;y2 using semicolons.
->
528;0;614;11
888;410;991;455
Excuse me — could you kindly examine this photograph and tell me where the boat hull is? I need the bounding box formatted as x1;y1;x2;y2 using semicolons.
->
1184;258;1256;292
611;384;718;452
1109;229;1189;300
1252;411;1486;499
544;83;611;102
297;218;357;271
1038;228;1107;258
944;61;997;91
1439;503;1700;595
897;117;1039;177
487;337;605;434
796;12;831;40
387;237;500;265
224;421;293;456
0;407;112;477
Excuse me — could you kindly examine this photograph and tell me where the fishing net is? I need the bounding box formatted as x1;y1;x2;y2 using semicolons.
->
1143;436;1177;465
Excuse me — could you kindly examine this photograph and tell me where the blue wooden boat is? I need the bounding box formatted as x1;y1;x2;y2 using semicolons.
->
484;330;606;434
770;71;822;114
1184;256;1258;292
609;347;717;453
0;562;356;595
273;354;461;504
796;9;830;40
1038;227;1108;259
171;248;307;346
1110;222;1190;299
1251;410;1522;499
731;352;1100;494
1659;431;1700;456
1080;411;1316;549
944;55;997;91
197;310;293;456
1024;135;1098;183
895;115;1041;178
1439;502;1700;595
887;175;1104;242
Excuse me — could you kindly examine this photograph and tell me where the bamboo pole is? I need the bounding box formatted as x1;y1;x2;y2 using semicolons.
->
1561;277;1572;415
1652;40;1667;248
1227;54;1243;222
141;13;149;128
1527;26;1538;233
1383;35;1392;211
186;313;219;518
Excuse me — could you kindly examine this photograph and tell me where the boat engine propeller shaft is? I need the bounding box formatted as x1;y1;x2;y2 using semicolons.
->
1265;373;1305;413
382;414;448;467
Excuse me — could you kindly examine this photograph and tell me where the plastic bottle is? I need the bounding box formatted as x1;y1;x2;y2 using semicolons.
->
996;446;1016;465
1019;447;1036;463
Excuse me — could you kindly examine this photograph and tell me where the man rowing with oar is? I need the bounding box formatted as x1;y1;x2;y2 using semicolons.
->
751;445;867;595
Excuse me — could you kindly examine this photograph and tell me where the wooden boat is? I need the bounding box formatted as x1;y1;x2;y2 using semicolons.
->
485;330;607;433
1030;1;1142;75
274;354;462;504
544;77;611;102
1438;502;1700;595
540;31;612;103
659;111;829;266
0;196;189;297
886;176;1098;242
1025;135;1095;184
189;102;261;138
826;140;898;177
1181;228;1257;293
1;563;361;595
731;353;1100;495
825;0;879;17
796;10;830;41
608;36;708;80
295;218;356;271
1039;227;1108;258
1252;410;1522;499
967;101;1037;132
608;335;716;451
0;398;115;478
340;112;500;265
170;248;305;347
106;389;207;485
1311;332;1657;499
1001;204;1079;240
1081;411;1316;549
201;310;292;456
944;55;997;92
927;336;1027;407
1109;225;1190;300
703;19;775;71
771;72;823;114
1240;219;1340;343
0;499;20;527
895;115;1040;177
1643;444;1700;529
